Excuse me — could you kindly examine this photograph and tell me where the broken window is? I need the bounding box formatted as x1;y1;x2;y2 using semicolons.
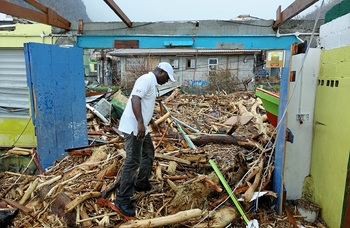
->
186;59;195;69
208;58;218;76
125;58;145;71
170;59;179;69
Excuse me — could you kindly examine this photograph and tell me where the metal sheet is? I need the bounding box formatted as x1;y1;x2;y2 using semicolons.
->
24;43;88;169
0;49;29;118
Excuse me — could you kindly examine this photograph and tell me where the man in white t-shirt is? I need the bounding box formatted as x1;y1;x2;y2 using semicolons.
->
115;62;175;217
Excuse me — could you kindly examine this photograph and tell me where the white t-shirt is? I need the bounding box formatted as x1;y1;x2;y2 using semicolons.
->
118;72;158;136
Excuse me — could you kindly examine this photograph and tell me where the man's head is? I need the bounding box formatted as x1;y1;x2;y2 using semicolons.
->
155;62;175;85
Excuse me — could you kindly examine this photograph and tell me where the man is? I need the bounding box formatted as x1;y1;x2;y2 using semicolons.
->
115;62;175;216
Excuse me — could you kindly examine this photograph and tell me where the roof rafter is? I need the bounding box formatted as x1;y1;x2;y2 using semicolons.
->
0;0;71;30
273;0;319;29
103;0;132;27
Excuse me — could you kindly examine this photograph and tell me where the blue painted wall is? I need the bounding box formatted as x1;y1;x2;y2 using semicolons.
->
76;34;299;49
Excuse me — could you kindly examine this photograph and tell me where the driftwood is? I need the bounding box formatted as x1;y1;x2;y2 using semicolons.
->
7;147;33;156
19;178;39;205
62;146;108;181
189;134;260;150
155;112;171;125
2;91;291;227
165;88;180;104
195;207;237;228
119;208;202;228
51;192;77;227
65;191;101;213
203;177;222;192
242;158;264;202
3;199;43;225
155;153;191;165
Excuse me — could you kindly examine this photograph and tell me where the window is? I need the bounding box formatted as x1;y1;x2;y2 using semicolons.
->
126;58;145;71
208;58;218;76
170;59;179;69
186;59;196;69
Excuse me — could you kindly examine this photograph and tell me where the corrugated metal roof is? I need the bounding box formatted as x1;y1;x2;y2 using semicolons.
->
108;48;261;56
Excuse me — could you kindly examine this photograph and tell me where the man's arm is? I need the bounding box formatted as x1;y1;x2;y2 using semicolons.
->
131;95;145;139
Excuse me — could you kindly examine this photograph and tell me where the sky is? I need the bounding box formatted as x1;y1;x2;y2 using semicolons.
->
82;0;324;22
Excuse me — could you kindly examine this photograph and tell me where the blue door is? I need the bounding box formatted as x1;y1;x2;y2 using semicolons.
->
24;43;88;169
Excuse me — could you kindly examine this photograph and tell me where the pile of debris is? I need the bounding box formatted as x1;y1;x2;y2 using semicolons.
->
0;89;327;227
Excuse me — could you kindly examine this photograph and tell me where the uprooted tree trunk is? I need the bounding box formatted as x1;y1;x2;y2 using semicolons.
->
168;173;220;214
189;134;261;150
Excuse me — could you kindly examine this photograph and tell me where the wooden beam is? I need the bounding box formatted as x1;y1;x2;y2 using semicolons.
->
273;0;319;29
103;0;132;28
0;0;71;30
24;0;71;27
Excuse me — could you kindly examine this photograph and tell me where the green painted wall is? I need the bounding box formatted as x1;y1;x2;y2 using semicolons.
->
311;46;350;228
325;0;350;23
0;23;54;147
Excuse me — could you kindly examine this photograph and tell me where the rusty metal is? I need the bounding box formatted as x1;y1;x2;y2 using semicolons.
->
0;0;71;30
114;40;139;49
273;0;319;29
103;0;132;28
78;19;84;35
284;205;298;228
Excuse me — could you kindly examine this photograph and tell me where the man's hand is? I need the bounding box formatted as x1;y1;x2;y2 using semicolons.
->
150;119;162;136
137;122;146;140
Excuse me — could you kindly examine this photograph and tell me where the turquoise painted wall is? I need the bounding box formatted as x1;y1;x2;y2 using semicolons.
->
76;34;299;49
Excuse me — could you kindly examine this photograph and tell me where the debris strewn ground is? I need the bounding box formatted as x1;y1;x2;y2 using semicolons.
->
0;89;328;227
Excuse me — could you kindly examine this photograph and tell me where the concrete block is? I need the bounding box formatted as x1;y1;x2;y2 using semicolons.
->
320;21;334;37
322;33;340;50
339;29;350;47
331;14;350;32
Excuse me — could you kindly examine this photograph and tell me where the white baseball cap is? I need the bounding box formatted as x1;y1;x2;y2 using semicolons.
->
158;62;175;82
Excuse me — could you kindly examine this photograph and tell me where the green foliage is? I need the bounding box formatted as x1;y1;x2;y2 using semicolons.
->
89;86;120;92
206;68;243;93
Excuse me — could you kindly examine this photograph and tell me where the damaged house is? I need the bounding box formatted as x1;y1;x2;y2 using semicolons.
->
1;0;350;227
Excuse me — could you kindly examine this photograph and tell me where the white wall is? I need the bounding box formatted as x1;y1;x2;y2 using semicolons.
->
320;13;350;50
118;55;255;90
284;48;321;199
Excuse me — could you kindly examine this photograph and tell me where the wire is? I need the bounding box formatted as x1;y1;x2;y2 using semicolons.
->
255;0;325;210
194;2;325;225
11;116;33;147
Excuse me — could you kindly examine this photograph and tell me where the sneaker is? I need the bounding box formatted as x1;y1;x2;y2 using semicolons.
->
134;182;152;192
115;202;135;217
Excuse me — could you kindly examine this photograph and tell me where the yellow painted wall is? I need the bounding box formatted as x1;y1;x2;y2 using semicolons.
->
0;23;55;147
0;23;54;47
311;46;350;228
0;118;36;147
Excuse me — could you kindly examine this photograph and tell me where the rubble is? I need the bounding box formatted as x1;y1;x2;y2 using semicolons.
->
0;89;328;227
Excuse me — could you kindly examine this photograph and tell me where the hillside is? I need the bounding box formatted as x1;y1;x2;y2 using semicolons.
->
299;0;343;19
8;0;91;22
